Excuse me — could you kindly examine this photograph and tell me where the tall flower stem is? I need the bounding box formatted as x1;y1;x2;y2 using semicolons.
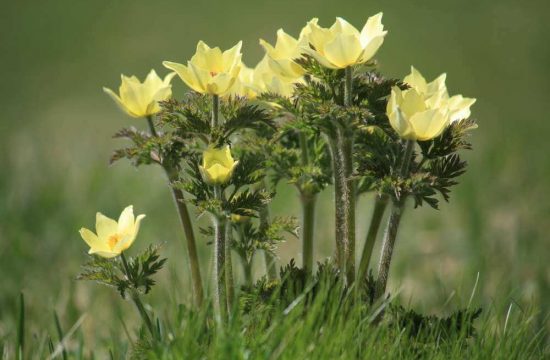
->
357;194;389;283
330;66;356;284
259;180;278;280
225;217;235;310
120;252;157;340
212;206;228;322
145;116;204;307
298;131;318;275
301;192;317;274
375;140;415;299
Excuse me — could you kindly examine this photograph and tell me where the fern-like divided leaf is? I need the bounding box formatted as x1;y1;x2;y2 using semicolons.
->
77;245;166;298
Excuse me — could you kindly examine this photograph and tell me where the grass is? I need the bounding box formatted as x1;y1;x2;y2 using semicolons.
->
3;276;548;359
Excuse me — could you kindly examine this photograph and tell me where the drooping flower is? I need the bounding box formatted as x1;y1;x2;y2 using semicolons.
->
79;205;145;258
404;67;476;123
259;29;308;80
163;41;242;95
103;70;175;118
301;13;387;69
386;86;450;141
200;146;239;185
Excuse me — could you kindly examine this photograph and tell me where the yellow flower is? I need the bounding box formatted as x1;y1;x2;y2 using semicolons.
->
259;29;308;80
163;41;242;95
200;146;239;185
404;67;476;123
228;57;299;98
386;86;450;141
302;13;387;69
79;205;145;258
103;70;175;118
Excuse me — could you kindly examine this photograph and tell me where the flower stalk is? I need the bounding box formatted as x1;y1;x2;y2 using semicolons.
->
225;217;235;310
357;194;389;283
330;66;356;284
375;139;415;298
120;252;157;340
298;131;318;275
212;189;228;322
146;116;204;307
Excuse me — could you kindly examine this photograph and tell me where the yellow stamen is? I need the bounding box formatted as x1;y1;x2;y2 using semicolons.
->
108;234;121;250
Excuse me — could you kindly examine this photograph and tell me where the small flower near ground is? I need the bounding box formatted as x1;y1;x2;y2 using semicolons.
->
79;205;145;258
302;13;387;69
164;41;243;95
200;146;239;185
103;70;176;118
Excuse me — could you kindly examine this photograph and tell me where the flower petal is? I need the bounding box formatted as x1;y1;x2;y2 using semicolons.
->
96;212;118;240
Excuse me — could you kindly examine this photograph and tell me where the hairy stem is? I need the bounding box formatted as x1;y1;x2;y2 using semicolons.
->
225;217;234;310
329;131;355;284
146;116;204;307
259;182;278;280
344;66;353;107
357;194;389;283
211;94;220;128
301;192;317;274
212;206;227;322
298;130;318;275
120;253;157;340
375;140;415;298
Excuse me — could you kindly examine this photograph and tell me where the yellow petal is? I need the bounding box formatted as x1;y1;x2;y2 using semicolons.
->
103;87;138;118
164;61;204;93
404;66;428;93
357;35;385;64
409;109;449;141
222;41;243;71
389;107;414;139
359;12;386;47
332;17;360;37
448;95;476;122
117;205;135;235
95;212;118;240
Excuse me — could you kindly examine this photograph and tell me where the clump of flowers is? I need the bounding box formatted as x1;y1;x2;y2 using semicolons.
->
79;10;477;338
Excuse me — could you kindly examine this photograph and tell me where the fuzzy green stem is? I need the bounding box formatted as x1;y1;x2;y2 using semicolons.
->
212;193;228;322
301;192;317;274
344;67;353;107
259;189;278;280
120;253;157;340
146;116;204;307
243;261;253;287
225;217;235;310
375;140;415;299
357;195;389;283
298;130;317;275
212;95;220;128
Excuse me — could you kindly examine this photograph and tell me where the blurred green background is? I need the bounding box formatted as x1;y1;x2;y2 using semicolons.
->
0;0;548;349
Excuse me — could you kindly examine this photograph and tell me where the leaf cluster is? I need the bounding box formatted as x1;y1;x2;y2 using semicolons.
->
77;245;166;298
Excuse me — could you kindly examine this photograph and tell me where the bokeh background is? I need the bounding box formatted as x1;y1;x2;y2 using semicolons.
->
1;0;548;348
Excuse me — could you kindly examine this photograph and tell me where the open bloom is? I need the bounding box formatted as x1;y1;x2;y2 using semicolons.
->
404;67;476;123
163;41;242;95
79;205;145;258
302;13;387;69
259;29;308;80
387;86;450;141
200;146;239;185
228;57;298;98
103;70;175;118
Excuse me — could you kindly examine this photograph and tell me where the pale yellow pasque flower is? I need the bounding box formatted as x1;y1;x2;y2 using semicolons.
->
228;57;298;98
163;41;242;95
79;205;145;258
259;28;308;80
103;70;176;118
200;146;239;185
302;13;387;69
386;86;450;141
404;67;476;123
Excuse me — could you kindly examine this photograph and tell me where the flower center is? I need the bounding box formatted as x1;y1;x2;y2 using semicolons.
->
108;234;121;250
210;71;218;77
